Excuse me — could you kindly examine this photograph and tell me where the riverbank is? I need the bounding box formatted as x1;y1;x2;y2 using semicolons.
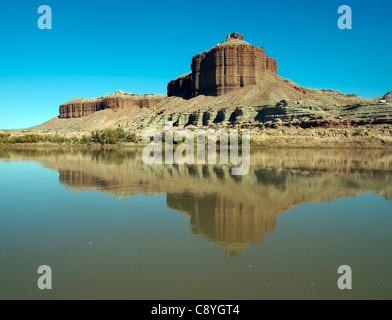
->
1;125;391;148
250;126;392;148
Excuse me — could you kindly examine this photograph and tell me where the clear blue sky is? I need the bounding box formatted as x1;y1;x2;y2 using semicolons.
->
0;0;391;129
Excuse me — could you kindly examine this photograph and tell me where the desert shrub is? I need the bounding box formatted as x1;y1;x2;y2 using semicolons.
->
0;133;75;144
0;133;10;139
126;132;138;143
91;129;102;144
91;128;139;145
48;134;66;143
12;134;41;143
80;135;92;144
0;133;11;143
70;136;79;144
0;129;135;145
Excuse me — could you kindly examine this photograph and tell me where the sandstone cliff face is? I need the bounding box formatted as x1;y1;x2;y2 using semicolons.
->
168;33;278;97
59;91;166;118
59;101;101;118
266;56;278;74
167;73;192;98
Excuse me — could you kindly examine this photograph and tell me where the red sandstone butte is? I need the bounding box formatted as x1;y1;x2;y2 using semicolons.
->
168;33;278;97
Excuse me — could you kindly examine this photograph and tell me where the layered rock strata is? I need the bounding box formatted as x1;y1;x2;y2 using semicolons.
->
168;33;278;97
59;91;166;119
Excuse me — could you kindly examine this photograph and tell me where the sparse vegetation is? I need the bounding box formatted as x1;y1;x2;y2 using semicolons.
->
0;133;73;144
0;128;140;145
91;128;139;145
80;134;92;144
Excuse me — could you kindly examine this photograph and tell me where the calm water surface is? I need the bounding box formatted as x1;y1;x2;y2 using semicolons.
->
0;146;392;299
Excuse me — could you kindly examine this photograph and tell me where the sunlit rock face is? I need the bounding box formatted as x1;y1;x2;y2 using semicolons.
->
168;33;278;98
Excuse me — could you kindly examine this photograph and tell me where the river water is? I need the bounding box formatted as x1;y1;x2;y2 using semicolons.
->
0;146;391;299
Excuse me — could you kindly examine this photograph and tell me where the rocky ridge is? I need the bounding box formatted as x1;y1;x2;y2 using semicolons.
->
34;33;391;131
59;91;166;118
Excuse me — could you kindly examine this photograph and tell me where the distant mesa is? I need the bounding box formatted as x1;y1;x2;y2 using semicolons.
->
168;32;278;98
59;91;165;119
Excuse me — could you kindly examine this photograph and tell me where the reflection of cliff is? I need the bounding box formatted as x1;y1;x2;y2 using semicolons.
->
60;170;112;189
1;147;392;256
167;193;275;257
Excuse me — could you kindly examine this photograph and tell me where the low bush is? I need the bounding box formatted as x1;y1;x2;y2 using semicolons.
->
90;128;139;145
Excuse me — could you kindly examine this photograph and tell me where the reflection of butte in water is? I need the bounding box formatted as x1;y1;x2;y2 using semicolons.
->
166;192;274;257
58;165;275;257
2;147;392;257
